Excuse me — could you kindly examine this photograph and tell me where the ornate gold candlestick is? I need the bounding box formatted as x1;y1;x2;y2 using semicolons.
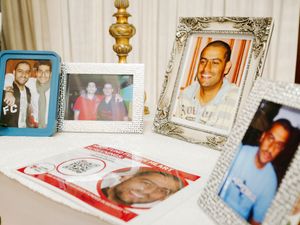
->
110;0;149;114
109;0;136;63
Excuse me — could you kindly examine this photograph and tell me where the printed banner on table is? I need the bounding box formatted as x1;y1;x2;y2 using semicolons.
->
17;144;200;222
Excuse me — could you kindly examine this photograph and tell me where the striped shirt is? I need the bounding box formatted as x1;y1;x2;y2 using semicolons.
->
176;79;239;131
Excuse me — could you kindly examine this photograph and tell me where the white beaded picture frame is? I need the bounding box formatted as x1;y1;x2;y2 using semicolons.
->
199;79;300;225
57;63;144;133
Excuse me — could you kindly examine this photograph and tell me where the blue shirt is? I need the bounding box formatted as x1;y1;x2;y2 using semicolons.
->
219;145;277;223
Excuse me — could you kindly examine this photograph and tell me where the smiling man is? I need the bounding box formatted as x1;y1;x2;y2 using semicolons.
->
73;82;103;120
219;119;293;225
101;170;183;206
97;82;128;121
176;40;239;131
4;60;52;128
1;61;32;127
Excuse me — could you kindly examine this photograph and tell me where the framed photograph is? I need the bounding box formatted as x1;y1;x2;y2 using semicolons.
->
58;63;144;133
198;79;300;225
0;50;61;136
153;17;273;149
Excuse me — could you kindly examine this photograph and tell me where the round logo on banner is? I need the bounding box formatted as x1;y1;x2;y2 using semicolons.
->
56;157;106;176
24;163;55;175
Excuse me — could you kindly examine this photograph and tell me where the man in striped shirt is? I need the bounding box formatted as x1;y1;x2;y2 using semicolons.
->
176;40;239;132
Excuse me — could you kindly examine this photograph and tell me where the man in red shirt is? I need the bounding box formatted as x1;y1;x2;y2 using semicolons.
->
73;82;103;120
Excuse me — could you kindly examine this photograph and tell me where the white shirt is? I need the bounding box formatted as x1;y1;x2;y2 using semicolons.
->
18;88;28;128
5;74;50;125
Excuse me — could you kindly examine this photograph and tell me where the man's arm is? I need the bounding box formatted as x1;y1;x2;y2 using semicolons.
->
26;103;38;128
3;89;16;106
73;96;82;120
3;74;16;106
4;73;14;88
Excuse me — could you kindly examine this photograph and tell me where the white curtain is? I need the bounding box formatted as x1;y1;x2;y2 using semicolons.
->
1;0;299;110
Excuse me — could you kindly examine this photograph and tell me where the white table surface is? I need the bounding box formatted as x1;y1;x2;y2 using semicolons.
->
0;115;219;225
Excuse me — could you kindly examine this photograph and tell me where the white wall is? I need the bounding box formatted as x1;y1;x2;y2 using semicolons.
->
2;0;299;111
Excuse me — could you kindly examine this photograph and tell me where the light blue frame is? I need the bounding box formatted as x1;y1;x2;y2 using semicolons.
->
0;50;61;136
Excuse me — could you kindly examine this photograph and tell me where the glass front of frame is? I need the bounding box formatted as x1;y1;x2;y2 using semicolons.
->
170;33;253;136
64;73;133;122
198;79;300;225
218;100;300;224
1;59;52;128
59;63;144;133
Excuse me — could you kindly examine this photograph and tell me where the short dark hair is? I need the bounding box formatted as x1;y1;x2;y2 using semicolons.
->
36;60;52;72
268;118;293;141
135;170;184;190
14;61;31;71
104;82;114;89
87;81;96;86
202;40;232;62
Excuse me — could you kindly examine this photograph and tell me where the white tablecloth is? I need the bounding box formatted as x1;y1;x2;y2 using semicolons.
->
0;116;219;225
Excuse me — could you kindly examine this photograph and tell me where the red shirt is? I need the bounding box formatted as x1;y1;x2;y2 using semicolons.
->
73;95;103;120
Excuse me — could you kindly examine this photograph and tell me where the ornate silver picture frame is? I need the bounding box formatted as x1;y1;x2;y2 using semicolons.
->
153;17;273;149
199;79;300;225
57;63;144;133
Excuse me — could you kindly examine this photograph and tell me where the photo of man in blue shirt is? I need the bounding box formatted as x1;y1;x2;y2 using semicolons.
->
219;118;293;225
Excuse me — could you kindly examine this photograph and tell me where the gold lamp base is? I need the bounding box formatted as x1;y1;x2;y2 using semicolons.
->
109;0;149;115
109;0;136;63
144;92;150;115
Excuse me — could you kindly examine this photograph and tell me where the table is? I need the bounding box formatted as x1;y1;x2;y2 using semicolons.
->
0;116;219;225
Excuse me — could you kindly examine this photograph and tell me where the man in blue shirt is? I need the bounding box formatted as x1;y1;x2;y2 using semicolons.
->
219;119;293;225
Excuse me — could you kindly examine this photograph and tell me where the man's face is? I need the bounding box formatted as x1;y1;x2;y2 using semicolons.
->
36;65;51;85
103;83;113;96
197;45;230;90
86;82;97;95
113;173;181;205
14;63;31;86
257;123;290;165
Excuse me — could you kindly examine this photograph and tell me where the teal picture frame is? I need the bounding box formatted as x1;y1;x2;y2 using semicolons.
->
0;50;61;136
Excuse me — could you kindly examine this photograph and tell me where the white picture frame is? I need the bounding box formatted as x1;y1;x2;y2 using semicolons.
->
57;63;144;133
